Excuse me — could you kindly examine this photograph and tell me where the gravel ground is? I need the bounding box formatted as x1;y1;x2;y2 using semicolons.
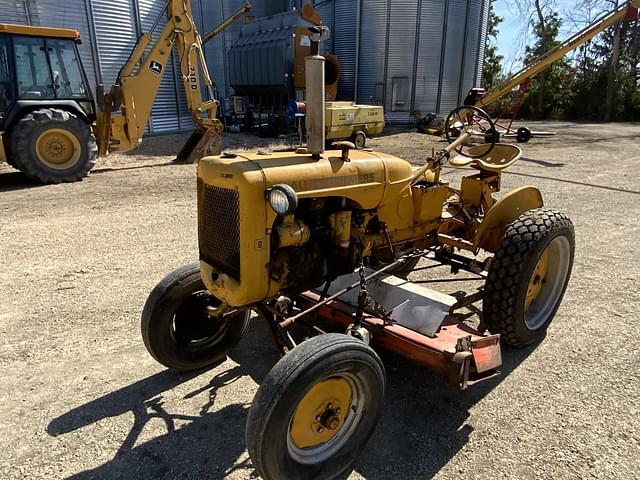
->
1;122;639;479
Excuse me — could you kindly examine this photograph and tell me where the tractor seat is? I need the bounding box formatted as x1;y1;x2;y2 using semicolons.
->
449;144;522;172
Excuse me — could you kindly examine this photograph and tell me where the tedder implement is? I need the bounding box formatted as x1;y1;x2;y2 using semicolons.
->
141;27;575;480
0;1;251;184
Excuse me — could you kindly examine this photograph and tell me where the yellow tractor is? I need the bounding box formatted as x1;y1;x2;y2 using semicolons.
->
0;1;251;183
142;30;576;480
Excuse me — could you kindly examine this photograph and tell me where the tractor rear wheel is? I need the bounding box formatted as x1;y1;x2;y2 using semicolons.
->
10;108;97;183
141;262;251;371
483;208;575;347
246;333;385;480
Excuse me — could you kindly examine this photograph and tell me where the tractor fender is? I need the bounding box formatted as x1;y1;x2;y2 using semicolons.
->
474;186;543;253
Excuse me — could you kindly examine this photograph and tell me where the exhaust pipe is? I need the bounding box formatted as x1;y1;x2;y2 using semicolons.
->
305;55;325;158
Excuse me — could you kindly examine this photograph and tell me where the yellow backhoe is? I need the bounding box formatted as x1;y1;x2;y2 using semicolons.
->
0;0;251;184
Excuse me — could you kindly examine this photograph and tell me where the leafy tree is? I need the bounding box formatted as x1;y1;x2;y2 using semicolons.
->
565;0;640;120
521;3;572;118
482;1;504;90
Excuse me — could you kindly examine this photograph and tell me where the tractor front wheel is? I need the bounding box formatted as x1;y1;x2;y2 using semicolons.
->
10;108;97;183
246;333;385;480
141;262;251;371
483;208;575;347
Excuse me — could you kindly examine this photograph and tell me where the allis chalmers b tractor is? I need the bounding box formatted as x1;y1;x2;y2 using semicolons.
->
141;35;575;480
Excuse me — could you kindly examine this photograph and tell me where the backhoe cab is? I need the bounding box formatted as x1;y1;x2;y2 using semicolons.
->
0;24;97;183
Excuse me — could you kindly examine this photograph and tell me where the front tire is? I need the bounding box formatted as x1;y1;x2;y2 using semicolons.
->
141;262;251;371
483;208;575;347
10;108;97;183
246;333;385;480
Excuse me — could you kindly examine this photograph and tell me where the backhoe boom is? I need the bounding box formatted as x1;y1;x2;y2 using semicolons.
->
95;0;251;162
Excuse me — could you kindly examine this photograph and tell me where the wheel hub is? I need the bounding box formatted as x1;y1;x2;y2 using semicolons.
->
525;249;549;309
289;377;351;449
36;128;81;169
172;292;228;347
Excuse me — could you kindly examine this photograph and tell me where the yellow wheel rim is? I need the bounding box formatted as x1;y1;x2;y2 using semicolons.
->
289;377;352;449
525;248;549;310
35;128;81;169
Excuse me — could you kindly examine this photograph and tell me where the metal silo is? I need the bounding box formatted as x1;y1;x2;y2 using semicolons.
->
385;0;419;123
0;1;33;25
476;0;490;86
332;0;358;101
330;0;489;123
413;0;447;116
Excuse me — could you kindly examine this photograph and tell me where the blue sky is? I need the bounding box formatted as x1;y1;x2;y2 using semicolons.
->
492;0;589;72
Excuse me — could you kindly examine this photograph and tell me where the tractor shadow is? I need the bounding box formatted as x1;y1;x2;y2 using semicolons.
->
0;170;42;192
47;321;277;480
47;319;536;480
0;161;183;192
350;344;536;479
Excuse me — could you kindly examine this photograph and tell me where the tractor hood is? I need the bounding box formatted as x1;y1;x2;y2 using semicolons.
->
198;148;414;209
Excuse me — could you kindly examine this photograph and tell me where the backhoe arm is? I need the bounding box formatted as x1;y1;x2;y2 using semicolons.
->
96;0;251;160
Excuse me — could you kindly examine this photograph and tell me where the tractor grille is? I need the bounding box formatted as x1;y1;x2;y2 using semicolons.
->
197;178;241;280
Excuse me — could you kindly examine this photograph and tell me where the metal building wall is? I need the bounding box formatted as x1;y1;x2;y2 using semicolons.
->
331;0;358;101
413;0;446;116
0;0;34;27
1;0;489;129
329;0;489;123
356;0;387;107
476;0;490;86
385;0;418;123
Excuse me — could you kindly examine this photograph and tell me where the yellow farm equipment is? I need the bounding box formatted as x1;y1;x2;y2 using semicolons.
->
0;1;251;183
142;28;576;480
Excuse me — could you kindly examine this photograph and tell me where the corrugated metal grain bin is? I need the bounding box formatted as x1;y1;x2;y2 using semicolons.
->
1;0;489;130
228;0;488;124
329;0;488;123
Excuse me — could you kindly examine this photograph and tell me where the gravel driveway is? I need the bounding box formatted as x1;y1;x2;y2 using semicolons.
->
1;122;639;479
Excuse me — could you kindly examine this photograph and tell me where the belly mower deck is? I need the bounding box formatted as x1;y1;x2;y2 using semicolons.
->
297;271;502;390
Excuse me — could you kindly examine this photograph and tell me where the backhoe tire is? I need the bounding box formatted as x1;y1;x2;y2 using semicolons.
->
483;208;574;348
141;262;251;372
10;108;97;183
246;333;385;480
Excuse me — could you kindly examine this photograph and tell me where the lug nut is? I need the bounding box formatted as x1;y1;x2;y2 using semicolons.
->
328;417;340;430
336;408;341;415
317;427;324;433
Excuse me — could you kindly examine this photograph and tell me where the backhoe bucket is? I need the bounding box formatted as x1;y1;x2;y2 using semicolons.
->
174;123;223;164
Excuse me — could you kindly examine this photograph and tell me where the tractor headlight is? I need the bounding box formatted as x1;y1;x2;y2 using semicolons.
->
268;184;298;216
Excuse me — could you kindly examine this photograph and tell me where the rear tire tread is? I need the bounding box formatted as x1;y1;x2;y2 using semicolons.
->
483;208;574;347
11;108;97;183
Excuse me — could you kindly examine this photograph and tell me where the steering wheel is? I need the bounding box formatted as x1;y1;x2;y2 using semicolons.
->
444;105;497;159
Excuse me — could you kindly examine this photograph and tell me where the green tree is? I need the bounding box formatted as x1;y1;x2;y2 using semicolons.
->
521;3;572;118
482;1;504;90
566;0;640;120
